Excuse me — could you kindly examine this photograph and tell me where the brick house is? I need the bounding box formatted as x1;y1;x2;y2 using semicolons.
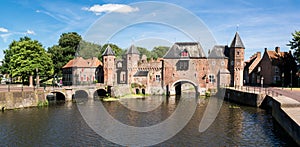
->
244;47;297;86
62;57;102;85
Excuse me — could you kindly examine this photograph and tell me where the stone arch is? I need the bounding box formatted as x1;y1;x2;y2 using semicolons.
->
170;79;199;96
50;92;66;101
93;89;107;98
74;90;89;99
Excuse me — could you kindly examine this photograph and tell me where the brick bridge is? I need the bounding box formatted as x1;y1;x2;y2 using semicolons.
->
49;84;107;101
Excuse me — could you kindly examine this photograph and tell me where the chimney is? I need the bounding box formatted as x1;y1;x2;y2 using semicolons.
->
275;47;280;53
257;52;261;59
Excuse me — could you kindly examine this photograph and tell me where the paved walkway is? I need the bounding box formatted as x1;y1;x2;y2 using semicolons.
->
268;87;300;102
229;86;300;102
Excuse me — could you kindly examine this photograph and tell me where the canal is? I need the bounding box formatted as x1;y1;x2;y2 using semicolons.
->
0;93;297;146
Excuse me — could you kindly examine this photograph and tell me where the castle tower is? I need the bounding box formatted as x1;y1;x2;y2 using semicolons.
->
102;45;115;86
229;32;245;86
126;45;140;84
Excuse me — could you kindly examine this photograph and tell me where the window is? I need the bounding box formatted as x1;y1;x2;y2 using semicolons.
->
176;60;189;71
275;66;279;74
155;75;161;81
181;49;188;57
221;61;225;66
273;75;280;83
237;51;240;56
209;74;215;83
258;66;261;72
212;61;216;65
117;62;122;68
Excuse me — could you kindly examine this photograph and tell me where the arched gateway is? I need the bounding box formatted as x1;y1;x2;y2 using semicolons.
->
169;79;199;96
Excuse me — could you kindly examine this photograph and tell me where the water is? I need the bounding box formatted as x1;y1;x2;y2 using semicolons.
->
0;94;297;146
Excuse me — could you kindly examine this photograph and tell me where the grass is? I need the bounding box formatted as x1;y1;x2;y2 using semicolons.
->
119;93;147;99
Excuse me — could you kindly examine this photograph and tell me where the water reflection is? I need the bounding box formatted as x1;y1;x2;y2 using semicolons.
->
0;94;297;146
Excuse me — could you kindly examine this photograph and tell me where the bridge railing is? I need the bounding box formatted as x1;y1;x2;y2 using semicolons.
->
230;86;281;97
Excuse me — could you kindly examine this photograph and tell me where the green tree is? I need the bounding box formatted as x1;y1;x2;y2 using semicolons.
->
48;32;82;75
3;37;53;84
151;46;169;59
137;47;151;59
77;40;101;59
288;30;300;64
98;43;123;60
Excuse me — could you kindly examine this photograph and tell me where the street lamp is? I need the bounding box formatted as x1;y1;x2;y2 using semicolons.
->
290;70;293;91
282;72;284;89
261;76;264;89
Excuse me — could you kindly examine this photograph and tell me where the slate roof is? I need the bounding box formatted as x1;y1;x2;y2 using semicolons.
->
63;57;102;68
208;45;227;58
230;32;245;48
163;44;181;58
133;71;149;77
102;45;115;56
126;44;140;55
163;42;205;59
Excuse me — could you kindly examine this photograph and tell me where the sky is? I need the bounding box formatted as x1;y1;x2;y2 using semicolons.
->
0;0;300;60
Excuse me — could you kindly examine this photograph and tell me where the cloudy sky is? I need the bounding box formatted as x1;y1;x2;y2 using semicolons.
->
0;0;299;60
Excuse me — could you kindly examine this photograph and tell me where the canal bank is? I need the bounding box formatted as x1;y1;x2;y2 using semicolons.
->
225;88;300;145
0;90;48;110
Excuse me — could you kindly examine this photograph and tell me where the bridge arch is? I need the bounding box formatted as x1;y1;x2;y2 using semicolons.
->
50;92;66;101
93;89;107;98
170;79;199;96
74;90;89;98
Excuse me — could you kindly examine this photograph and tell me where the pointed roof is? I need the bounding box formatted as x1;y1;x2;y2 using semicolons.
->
230;32;245;48
126;44;140;55
102;45;115;56
163;44;182;59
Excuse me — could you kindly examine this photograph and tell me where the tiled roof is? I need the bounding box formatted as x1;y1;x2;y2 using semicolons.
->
247;52;261;74
138;61;162;69
102;45;115;56
62;57;102;68
230;32;245;48
126;44;140;55
133;71;149;77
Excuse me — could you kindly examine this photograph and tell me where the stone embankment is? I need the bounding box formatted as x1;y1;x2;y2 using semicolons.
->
225;88;300;145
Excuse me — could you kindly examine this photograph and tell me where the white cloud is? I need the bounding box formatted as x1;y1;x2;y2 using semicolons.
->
26;30;36;35
0;27;8;33
82;4;139;14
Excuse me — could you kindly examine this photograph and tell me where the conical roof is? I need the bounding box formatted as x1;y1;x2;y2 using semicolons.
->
126;44;140;55
230;32;245;48
102;45;115;56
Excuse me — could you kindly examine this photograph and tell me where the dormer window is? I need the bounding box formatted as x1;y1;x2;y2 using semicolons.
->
181;49;188;57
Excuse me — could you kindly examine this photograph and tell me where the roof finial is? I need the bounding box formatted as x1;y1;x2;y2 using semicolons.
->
236;24;239;32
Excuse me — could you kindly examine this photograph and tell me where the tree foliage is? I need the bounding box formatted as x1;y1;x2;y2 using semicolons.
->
151;46;169;59
2;37;53;82
48;32;82;75
137;47;151;59
288;30;300;64
77;40;101;59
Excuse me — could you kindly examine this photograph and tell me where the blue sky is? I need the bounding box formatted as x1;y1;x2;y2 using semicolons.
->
0;0;300;60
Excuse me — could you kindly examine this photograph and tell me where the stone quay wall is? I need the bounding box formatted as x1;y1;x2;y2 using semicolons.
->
0;90;47;110
225;88;300;145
